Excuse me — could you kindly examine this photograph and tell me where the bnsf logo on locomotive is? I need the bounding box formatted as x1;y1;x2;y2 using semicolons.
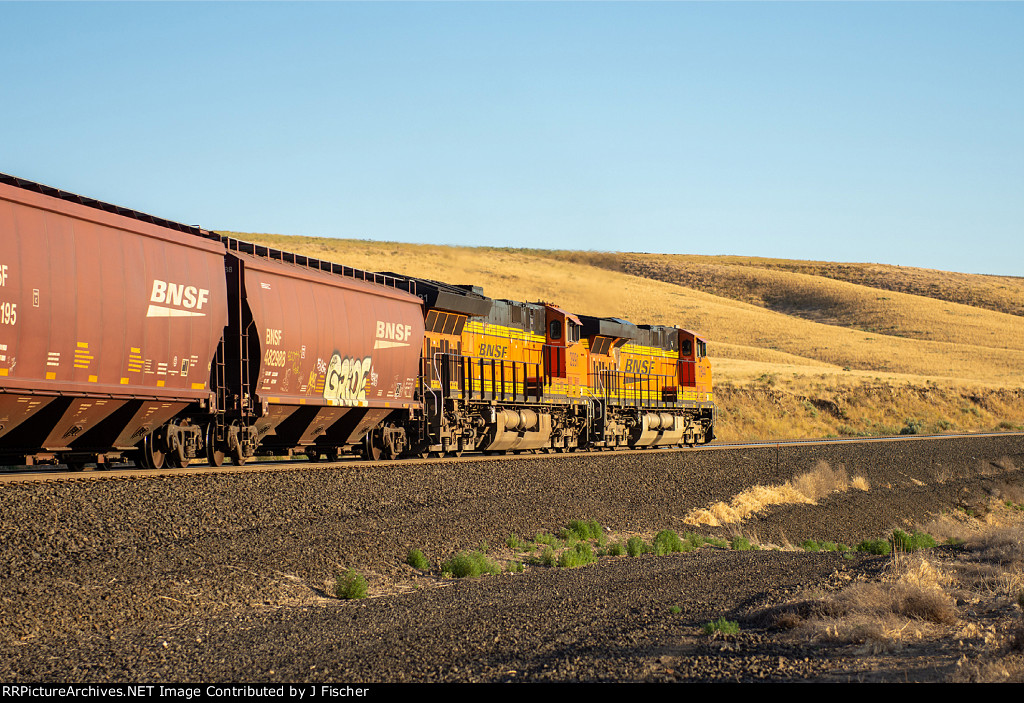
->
623;358;656;374
147;279;211;318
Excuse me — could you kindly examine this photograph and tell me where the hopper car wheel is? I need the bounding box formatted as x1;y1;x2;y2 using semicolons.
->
306;449;320;462
363;435;382;462
205;424;224;467
323;447;339;463
167;442;188;469
141;433;166;470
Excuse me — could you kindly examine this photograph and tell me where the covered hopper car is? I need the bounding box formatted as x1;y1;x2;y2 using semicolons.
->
0;173;713;469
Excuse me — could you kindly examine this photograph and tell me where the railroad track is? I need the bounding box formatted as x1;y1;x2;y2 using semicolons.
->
3;431;1020;485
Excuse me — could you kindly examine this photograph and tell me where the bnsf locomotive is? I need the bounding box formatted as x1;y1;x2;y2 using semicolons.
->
0;173;714;469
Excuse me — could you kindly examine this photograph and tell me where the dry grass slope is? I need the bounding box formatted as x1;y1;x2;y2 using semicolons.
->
536;250;1024;319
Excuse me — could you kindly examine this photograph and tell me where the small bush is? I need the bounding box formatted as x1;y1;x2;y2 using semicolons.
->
506;533;524;549
653;530;686;555
406;548;429;571
856;538;892;555
669;606;682;614
703;617;740;635
606;541;626;556
731;536;754;551
800;539;820;552
442;551;502;578
539;546;556;567
535;533;561;548
900;418;924;435
705;537;729;548
683;532;706;549
507;561;524;573
892;529;937;553
563;519;605;545
558;542;597;568
626;536;650;557
334;570;368;600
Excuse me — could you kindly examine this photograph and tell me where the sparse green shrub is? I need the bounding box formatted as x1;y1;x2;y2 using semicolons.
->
669;606;682;615
730;536;753;551
653;529;686;555
539;546;556;567
334;570;368;600
606;541;626;556
856;538;892;555
626;536;650;557
900;418;924;435
535;533;561;548
507;561;524;573
563;519;605;545
558;541;597;568
892;529;937;552
703;617;740;635
705;537;729;548
406;548;429;571
442;551;502;578
683;533;706;549
506;533;523;549
800;539;820;552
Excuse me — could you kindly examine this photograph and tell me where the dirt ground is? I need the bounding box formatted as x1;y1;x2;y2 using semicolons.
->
1;434;1022;683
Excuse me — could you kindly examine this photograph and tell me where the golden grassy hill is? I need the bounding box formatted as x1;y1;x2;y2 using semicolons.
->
222;233;1024;441
536;251;1024;319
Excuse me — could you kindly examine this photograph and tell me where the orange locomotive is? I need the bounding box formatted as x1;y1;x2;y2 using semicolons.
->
388;275;715;457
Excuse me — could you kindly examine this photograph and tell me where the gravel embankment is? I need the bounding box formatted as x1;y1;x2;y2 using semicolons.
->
1;433;1021;682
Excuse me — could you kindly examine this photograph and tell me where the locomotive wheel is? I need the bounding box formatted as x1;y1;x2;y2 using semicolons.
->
206;424;224;467
451;439;465;458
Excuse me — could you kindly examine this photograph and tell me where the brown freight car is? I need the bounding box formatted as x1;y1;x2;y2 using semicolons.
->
215;239;424;463
0;175;228;469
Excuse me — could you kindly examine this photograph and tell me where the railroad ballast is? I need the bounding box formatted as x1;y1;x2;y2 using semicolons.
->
0;173;714;468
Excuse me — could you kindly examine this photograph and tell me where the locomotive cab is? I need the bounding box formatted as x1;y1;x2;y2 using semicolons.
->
543;305;585;398
678;329;712;401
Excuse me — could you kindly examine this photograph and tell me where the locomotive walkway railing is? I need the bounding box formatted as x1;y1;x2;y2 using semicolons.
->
434;353;543;403
592;369;681;408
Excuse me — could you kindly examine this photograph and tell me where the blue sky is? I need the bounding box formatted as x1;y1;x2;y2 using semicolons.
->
2;2;1021;276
